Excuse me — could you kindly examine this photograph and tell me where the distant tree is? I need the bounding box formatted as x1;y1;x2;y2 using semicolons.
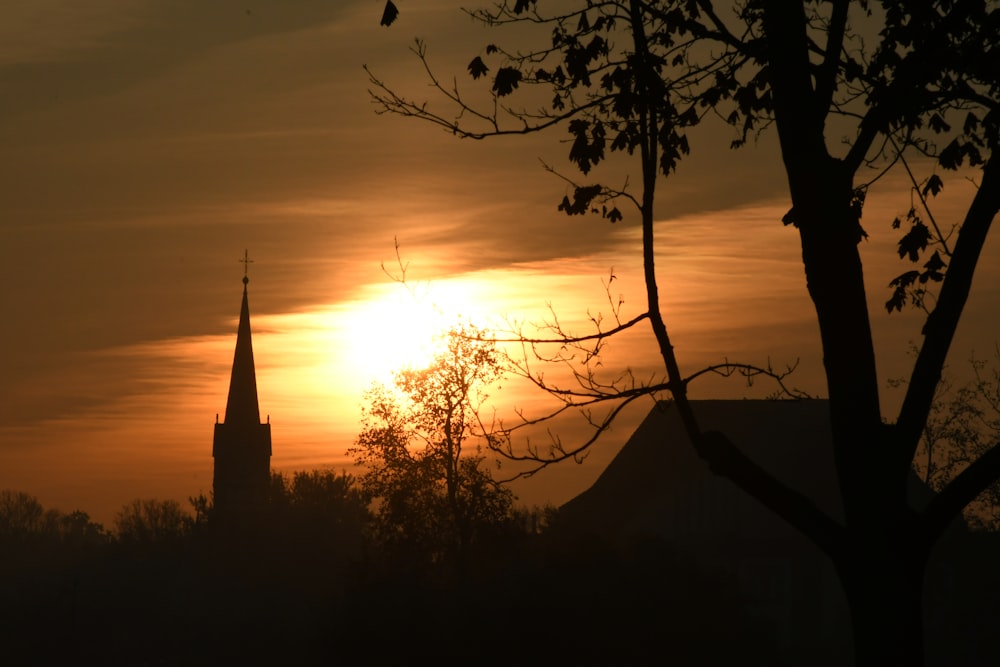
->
270;469;363;512
371;1;1000;664
0;490;44;539
48;509;107;547
188;492;213;531
0;491;107;550
514;503;560;536
114;498;191;545
268;469;369;555
350;324;515;567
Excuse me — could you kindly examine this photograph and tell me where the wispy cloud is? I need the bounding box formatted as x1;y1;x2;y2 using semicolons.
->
0;2;146;66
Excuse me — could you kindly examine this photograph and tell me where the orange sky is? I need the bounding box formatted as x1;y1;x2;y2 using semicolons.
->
1;1;998;526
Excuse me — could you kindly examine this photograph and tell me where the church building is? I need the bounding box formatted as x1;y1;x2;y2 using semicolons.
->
213;261;271;522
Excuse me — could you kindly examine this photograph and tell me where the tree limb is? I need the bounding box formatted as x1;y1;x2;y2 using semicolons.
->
897;159;1000;468
921;440;1000;544
814;0;850;121
694;430;846;558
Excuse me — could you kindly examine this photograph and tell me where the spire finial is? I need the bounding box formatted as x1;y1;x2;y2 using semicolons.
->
240;249;254;285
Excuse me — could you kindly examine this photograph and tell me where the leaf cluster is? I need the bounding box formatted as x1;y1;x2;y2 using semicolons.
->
886;203;948;314
881;104;973;315
870;1;999;149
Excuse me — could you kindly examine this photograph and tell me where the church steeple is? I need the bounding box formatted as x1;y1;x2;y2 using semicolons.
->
224;275;262;426
213;252;272;523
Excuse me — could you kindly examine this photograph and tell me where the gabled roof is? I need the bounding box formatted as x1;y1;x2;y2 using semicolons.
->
558;399;844;548
223;277;262;426
557;399;948;549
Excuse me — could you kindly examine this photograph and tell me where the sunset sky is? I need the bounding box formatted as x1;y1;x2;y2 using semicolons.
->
2;1;998;525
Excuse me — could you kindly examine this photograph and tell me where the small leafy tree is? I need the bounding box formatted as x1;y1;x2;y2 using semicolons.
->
350;324;514;567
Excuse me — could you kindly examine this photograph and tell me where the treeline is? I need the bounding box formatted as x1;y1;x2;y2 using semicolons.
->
0;476;780;665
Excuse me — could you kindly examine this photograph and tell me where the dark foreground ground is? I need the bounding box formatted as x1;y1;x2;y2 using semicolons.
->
3;522;998;665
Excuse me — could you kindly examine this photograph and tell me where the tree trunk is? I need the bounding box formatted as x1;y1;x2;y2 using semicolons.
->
753;3;1000;665
837;547;927;666
759;0;890;517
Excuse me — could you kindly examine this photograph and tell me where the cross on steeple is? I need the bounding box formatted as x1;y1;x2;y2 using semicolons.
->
239;249;254;284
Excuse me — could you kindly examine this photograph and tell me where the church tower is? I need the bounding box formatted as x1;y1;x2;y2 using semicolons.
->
213;256;271;522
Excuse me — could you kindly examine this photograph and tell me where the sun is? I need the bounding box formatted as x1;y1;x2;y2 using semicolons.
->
339;280;483;386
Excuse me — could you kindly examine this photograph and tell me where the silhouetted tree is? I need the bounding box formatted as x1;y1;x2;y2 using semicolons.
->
0;491;107;548
270;469;364;514
0;490;44;540
371;2;1000;664
350;324;515;568
114;498;191;545
47;509;107;547
188;492;213;532
267;469;369;562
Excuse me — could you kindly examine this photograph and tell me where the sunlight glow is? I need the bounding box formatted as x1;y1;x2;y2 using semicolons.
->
336;279;490;385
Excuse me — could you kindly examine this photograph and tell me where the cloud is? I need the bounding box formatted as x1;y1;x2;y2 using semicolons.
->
0;0;366;119
0;2;145;66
